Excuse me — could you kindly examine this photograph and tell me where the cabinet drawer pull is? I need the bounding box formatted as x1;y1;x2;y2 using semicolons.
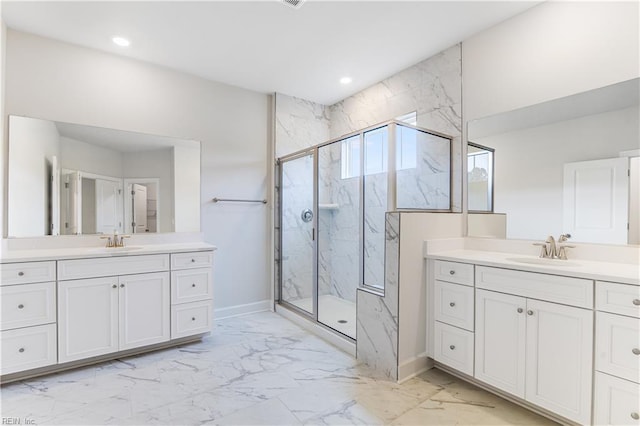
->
191;259;196;263
449;345;455;350
633;348;640;356
112;284;117;289
517;308;523;313
18;272;24;277
18;304;24;309
120;284;125;288
18;348;25;353
192;317;196;321
449;270;455;275
633;299;640;306
631;412;639;420
449;302;455;307
192;284;196;288
527;310;534;316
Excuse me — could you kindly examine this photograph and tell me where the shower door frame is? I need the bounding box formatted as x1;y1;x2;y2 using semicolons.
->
277;149;319;321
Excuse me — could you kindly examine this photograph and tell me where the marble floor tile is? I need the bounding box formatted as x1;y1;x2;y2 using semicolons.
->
1;311;556;426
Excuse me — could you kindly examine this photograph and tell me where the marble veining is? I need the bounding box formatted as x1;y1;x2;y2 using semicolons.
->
1;312;554;425
275;94;330;159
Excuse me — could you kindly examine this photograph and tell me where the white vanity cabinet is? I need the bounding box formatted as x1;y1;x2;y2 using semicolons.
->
475;267;593;424
594;281;640;425
170;252;214;339
58;256;171;363
0;261;57;375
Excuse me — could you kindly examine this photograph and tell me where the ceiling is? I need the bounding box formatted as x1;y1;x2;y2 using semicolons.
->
1;1;540;105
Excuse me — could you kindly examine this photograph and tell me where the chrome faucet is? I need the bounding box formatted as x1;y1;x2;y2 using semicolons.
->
533;234;574;259
100;231;131;248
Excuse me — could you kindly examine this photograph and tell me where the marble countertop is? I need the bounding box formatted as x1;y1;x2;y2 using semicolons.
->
0;242;217;263
426;249;639;286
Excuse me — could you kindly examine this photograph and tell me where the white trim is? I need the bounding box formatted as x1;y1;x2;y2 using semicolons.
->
214;299;271;320
619;149;640;158
275;304;356;357
398;353;432;384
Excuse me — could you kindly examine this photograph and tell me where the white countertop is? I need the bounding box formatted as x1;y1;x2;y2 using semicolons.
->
426;249;639;286
0;242;217;263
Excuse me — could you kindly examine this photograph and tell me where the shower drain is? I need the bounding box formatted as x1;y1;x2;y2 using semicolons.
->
338;320;348;324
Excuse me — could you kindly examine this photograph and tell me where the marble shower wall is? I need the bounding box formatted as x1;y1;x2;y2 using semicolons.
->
275;93;330;158
356;212;400;380
329;44;462;212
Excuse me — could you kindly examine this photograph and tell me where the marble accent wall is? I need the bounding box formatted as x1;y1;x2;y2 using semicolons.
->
329;44;462;212
275;93;330;158
356;212;400;380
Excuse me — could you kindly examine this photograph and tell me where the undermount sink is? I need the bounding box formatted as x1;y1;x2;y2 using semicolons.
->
506;257;582;267
89;246;144;254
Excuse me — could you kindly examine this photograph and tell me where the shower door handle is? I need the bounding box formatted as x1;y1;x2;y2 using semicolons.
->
312;228;315;241
301;209;313;222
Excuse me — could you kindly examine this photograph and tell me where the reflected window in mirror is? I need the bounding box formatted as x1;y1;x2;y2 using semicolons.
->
467;142;494;212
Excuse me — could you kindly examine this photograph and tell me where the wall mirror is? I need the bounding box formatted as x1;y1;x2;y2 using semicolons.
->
467;78;639;245
8;115;201;238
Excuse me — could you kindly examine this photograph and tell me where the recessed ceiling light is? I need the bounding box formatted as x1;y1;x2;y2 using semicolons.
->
112;36;130;47
340;77;352;85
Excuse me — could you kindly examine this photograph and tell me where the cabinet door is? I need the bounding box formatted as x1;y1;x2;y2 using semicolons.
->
118;272;170;351
475;289;526;398
525;299;593;425
58;277;119;363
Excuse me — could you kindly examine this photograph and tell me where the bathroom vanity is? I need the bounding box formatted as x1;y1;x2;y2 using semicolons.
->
425;239;639;425
0;241;215;382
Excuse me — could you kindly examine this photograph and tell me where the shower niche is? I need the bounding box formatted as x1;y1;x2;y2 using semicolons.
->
277;121;451;340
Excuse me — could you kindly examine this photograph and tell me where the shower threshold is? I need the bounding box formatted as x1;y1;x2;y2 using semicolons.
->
287;295;356;339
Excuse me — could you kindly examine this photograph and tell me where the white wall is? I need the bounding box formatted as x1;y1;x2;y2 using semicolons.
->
0;14;5;243
475;106;639;241
4;30;271;310
463;1;640;122
173;144;201;233
7;115;60;237
122;148;174;233
59;136;123;177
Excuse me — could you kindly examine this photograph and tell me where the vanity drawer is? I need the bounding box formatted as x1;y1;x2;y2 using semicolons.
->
597;281;640;318
475;266;593;309
171;251;214;270
58;254;170;280
171;268;213;304
0;324;57;375
171;300;213;339
594;372;640;426
1;261;56;286
434;321;474;376
434;280;474;331
434;260;474;287
596;311;640;383
1;282;56;331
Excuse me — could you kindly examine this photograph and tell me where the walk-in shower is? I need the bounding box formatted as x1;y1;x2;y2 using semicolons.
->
277;121;451;340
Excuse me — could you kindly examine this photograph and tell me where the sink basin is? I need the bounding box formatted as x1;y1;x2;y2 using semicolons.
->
506;257;581;267
89;246;144;254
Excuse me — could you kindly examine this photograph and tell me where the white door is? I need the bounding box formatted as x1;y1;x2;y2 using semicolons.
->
96;179;122;234
475;289;527;398
629;157;639;245
118;272;170;351
58;277;119;363
525;299;593;424
50;156;60;236
132;184;148;233
563;157;629;244
64;171;82;235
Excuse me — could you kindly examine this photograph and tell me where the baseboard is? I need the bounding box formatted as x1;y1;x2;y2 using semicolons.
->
214;299;272;319
275;304;356;357
398;353;432;383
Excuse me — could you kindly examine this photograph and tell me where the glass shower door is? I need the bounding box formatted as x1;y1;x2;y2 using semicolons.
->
280;153;316;315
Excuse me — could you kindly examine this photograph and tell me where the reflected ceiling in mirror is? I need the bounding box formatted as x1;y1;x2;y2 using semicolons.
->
467;78;639;245
8;116;201;238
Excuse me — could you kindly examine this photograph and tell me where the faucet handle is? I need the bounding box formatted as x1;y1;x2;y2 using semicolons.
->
118;235;131;247
99;235;114;247
556;245;576;260
532;242;549;258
